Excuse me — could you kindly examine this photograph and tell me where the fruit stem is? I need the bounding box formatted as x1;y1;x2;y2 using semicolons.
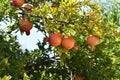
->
90;45;95;51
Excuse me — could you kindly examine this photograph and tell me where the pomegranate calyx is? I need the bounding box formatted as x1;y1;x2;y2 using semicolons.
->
72;45;78;51
43;38;50;42
25;31;30;36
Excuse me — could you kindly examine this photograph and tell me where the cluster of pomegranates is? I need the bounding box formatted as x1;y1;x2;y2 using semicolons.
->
86;34;100;51
12;0;33;36
44;33;78;51
44;33;100;51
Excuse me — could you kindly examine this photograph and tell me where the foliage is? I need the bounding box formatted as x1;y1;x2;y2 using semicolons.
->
0;0;120;80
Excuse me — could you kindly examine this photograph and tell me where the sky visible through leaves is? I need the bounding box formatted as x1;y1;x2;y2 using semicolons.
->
0;21;44;50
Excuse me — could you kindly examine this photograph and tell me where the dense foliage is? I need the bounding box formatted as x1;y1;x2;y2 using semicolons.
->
0;0;120;80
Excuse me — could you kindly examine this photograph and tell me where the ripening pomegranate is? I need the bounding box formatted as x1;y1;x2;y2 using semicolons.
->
86;34;99;51
44;33;62;47
19;17;33;35
12;0;24;7
62;36;75;50
74;76;83;80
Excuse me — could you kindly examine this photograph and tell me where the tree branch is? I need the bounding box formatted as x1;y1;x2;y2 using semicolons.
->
18;10;75;25
25;55;60;69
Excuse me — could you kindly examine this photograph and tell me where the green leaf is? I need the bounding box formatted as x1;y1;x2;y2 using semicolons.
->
23;73;30;80
0;75;11;80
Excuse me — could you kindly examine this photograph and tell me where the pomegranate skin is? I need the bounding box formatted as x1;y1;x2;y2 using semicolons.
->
86;34;99;51
49;33;62;47
19;17;26;32
74;76;83;80
12;0;24;7
62;37;75;50
18;17;33;35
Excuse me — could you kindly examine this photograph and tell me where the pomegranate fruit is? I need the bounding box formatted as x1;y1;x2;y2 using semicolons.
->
19;17;33;35
62;36;75;50
74;76;83;80
48;33;62;47
12;0;24;7
86;34;99;51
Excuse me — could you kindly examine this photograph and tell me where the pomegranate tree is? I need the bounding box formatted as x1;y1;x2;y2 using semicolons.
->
86;34;99;51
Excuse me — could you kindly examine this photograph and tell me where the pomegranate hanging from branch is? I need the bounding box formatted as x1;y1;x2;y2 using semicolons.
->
62;36;78;50
44;33;62;47
18;17;33;36
86;34;100;51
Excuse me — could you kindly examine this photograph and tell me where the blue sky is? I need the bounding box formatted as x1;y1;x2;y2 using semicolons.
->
15;27;44;50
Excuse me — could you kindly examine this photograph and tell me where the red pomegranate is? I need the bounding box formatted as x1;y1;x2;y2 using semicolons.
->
44;33;62;47
12;0;24;7
19;17;33;35
86;34;99;51
62;36;75;50
75;76;83;80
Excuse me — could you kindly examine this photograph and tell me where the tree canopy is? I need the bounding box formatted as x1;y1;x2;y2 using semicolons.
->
0;0;120;80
